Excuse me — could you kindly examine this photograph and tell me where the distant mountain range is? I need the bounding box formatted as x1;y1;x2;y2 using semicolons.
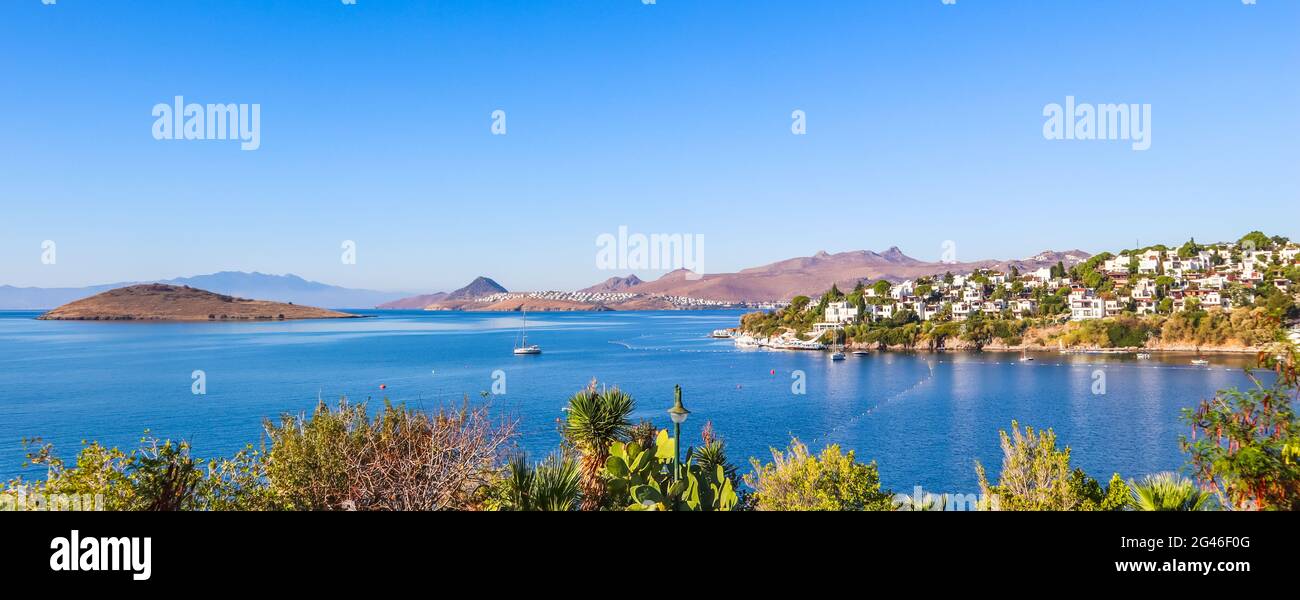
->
616;247;1091;302
2;248;1091;311
0;272;414;310
375;292;449;310
578;275;644;293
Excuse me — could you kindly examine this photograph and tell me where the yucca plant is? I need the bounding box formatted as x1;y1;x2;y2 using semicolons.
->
1128;472;1215;511
689;421;738;485
564;382;634;510
496;454;580;511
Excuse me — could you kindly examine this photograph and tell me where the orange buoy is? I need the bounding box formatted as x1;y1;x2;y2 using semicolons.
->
379;384;387;390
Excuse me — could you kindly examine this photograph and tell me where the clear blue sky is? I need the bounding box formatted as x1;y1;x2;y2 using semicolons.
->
2;0;1296;293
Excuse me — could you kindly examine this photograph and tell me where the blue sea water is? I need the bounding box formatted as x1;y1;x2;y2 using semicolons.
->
0;309;1258;492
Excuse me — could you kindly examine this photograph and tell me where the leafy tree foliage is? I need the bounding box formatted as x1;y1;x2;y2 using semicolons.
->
745;439;894;511
1182;347;1300;510
976;421;1127;511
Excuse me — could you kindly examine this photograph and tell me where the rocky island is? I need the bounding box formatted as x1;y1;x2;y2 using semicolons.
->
36;284;361;321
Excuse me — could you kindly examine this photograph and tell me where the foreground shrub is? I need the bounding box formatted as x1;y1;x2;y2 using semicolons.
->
1128;472;1215;511
603;429;738;511
3;435;267;511
562;382;634;511
263;399;515;510
744;439;893;511
1181;346;1300;510
976;421;1128;511
487;454;582;511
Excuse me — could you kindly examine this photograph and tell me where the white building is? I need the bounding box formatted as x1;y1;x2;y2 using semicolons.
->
824;301;859;324
1069;288;1105;321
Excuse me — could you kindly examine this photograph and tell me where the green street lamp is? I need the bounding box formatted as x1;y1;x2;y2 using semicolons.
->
668;384;690;481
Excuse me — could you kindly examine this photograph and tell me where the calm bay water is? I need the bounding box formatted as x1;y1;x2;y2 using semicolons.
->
0;309;1258;492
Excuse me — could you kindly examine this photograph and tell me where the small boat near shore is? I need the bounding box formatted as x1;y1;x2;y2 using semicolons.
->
852;350;869;356
710;329;733;339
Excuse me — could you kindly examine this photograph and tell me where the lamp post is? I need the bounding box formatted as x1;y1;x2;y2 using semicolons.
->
667;384;690;481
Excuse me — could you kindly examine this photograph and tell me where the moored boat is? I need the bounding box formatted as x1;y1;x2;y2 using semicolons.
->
513;310;542;355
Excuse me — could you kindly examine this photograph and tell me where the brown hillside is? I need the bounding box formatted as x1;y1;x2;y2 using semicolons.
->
627;248;1090;302
37;284;360;321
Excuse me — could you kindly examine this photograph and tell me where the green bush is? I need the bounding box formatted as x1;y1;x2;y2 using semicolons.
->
745;439;894;511
2;434;267;511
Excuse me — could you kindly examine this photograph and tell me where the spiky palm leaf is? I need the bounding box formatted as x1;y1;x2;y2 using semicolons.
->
498;454;580;511
564;384;634;510
690;441;737;484
530;455;581;511
500;455;535;510
1128;472;1215;511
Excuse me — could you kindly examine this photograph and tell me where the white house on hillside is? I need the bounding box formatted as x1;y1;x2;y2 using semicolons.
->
824;300;859;324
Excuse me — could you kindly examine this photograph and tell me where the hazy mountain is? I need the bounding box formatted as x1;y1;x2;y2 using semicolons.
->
443;276;507;300
627;247;1091;302
578;274;644;293
377;292;448;310
0;272;413;310
0;283;124;310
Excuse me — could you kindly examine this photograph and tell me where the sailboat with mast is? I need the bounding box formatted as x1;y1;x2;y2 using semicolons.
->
513;309;542;355
829;329;845;361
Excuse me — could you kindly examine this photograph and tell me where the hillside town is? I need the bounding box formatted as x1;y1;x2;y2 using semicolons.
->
805;235;1299;333
733;233;1300;353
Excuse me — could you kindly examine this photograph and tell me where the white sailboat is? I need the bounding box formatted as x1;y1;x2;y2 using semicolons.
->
829;329;845;361
513;309;542;355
